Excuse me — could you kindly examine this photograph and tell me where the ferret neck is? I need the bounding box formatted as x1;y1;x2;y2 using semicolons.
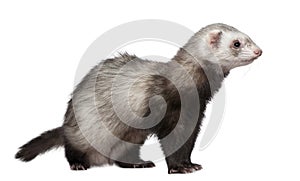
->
169;48;229;100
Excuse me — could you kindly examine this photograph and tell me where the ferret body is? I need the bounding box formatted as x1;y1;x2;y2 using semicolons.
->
15;23;262;174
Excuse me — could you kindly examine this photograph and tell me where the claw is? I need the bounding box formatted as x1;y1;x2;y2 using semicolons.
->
70;163;88;170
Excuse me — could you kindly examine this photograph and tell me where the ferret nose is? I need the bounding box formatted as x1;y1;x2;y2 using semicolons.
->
254;49;262;56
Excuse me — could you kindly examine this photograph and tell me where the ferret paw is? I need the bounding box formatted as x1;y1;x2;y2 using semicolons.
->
133;161;155;168
168;163;202;174
116;160;155;168
70;163;88;171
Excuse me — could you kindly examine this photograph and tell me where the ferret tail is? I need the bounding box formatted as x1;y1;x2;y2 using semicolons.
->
15;127;64;162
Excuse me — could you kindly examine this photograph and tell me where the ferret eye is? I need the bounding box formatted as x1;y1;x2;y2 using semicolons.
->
233;41;241;48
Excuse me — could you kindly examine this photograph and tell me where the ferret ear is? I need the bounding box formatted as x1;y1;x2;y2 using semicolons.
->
208;30;222;48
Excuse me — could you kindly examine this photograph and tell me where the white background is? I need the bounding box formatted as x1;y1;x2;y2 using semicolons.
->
1;0;300;180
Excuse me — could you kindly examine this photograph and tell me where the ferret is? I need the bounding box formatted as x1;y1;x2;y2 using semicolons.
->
15;23;262;174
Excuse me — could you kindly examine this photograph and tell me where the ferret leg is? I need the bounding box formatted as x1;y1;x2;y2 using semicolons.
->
114;145;155;168
159;125;202;174
65;143;90;170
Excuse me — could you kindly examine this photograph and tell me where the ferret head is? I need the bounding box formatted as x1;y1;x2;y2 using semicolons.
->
185;23;262;70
